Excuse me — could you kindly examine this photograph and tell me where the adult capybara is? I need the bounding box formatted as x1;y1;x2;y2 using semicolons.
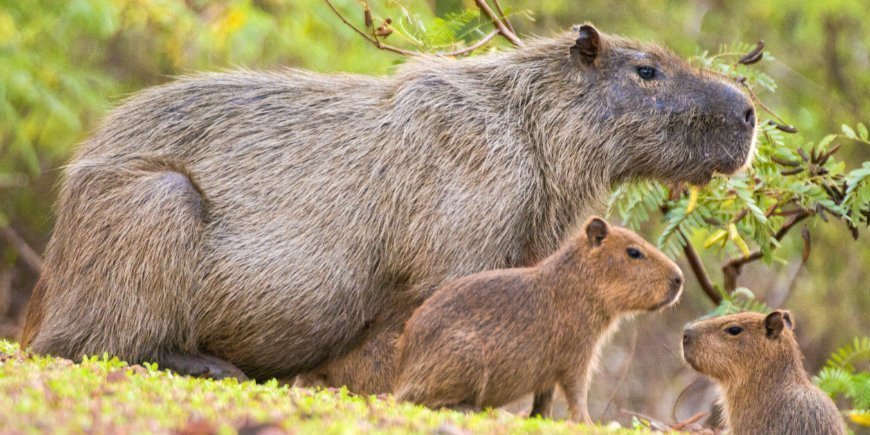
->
22;24;755;388
393;217;683;423
683;311;846;435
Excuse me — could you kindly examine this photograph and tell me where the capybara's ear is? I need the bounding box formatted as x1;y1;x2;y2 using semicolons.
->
584;216;609;246
781;310;794;330
571;24;600;66
764;310;790;338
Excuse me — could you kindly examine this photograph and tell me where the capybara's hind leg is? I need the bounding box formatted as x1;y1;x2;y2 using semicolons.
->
158;353;248;381
24;157;205;364
530;386;555;418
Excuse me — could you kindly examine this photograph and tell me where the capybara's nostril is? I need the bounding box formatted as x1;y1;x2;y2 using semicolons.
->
670;274;683;293
743;107;755;128
683;328;697;346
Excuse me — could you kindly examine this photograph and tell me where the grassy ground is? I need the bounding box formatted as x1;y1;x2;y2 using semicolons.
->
0;340;647;434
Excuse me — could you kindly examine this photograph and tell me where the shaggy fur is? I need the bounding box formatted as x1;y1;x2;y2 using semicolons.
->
393;217;683;423
22;25;754;387
683;311;846;434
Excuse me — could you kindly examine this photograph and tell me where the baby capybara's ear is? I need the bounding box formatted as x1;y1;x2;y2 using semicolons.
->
584;216;609;247
571;24;600;66
764;310;793;338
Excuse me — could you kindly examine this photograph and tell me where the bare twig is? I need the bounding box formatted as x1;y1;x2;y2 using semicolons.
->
437;30;499;57
489;0;515;34
721;210;812;293
0;226;42;274
682;235;721;304
474;0;524;47
672;411;709;430
323;0;417;56
735;78;795;132
325;0;516;57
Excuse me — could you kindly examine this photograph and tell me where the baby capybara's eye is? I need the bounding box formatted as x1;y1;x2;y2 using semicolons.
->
725;326;744;336
626;247;644;259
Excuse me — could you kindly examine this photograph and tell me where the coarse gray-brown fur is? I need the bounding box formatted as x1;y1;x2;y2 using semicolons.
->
23;24;755;387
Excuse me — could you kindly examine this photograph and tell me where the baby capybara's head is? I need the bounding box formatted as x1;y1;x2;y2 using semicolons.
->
682;310;799;383
579;217;683;312
538;24;757;185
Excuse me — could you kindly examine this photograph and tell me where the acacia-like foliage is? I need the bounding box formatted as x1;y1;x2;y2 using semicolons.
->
813;336;870;426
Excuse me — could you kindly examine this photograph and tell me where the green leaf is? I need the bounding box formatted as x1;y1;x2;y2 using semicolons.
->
842;124;857;139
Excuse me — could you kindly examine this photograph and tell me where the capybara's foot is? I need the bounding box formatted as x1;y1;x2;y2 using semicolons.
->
158;353;248;381
530;387;555;418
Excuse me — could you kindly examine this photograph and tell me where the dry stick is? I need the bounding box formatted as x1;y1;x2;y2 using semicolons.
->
721;210;812;293
438;30;499;57
0;226;43;274
474;0;524;47
322;0;417;56
737;79;793;129
489;0;515;34
325;0;509;57
661;188;720;305
671;411;709;430
681;234;721;304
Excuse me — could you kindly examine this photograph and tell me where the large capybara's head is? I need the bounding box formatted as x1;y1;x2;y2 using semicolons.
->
580;216;683;312
682;310;799;383
538;24;757;185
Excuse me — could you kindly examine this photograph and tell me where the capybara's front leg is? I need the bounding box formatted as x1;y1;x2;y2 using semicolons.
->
530;386;555;418
157;353;248;381
561;376;592;425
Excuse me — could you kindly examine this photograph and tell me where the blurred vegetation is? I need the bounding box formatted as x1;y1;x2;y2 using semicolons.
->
0;0;868;429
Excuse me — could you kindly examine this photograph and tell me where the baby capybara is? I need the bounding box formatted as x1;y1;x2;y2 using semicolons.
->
393;216;683;423
683;311;846;435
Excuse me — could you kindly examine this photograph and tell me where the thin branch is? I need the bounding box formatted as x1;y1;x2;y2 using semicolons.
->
325;0;514;57
736;78;794;130
436;30;498;56
489;0;515;34
682;234;721;304
721;210;812;293
671;412;710;431
323;0;417;56
474;0;524;47
0;226;43;274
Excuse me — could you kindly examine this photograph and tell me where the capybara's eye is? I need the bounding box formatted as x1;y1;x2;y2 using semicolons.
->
726;326;744;336
626;247;644;259
636;66;656;80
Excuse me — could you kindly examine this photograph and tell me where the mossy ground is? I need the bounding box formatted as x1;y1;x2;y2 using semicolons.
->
0;340;648;434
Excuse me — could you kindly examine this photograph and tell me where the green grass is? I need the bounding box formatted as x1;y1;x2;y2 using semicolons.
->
0;340;645;434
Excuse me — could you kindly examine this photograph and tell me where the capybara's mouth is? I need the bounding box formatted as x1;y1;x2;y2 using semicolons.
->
681;344;695;366
650;286;682;311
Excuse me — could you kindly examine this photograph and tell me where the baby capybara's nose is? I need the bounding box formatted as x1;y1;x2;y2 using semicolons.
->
669;274;683;294
682;327;698;347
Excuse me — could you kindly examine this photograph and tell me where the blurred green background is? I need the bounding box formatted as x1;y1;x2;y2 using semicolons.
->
0;0;867;424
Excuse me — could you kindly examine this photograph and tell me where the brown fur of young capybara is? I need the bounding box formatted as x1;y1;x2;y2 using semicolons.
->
23;24;753;387
683;311;846;435
393;217;683;423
